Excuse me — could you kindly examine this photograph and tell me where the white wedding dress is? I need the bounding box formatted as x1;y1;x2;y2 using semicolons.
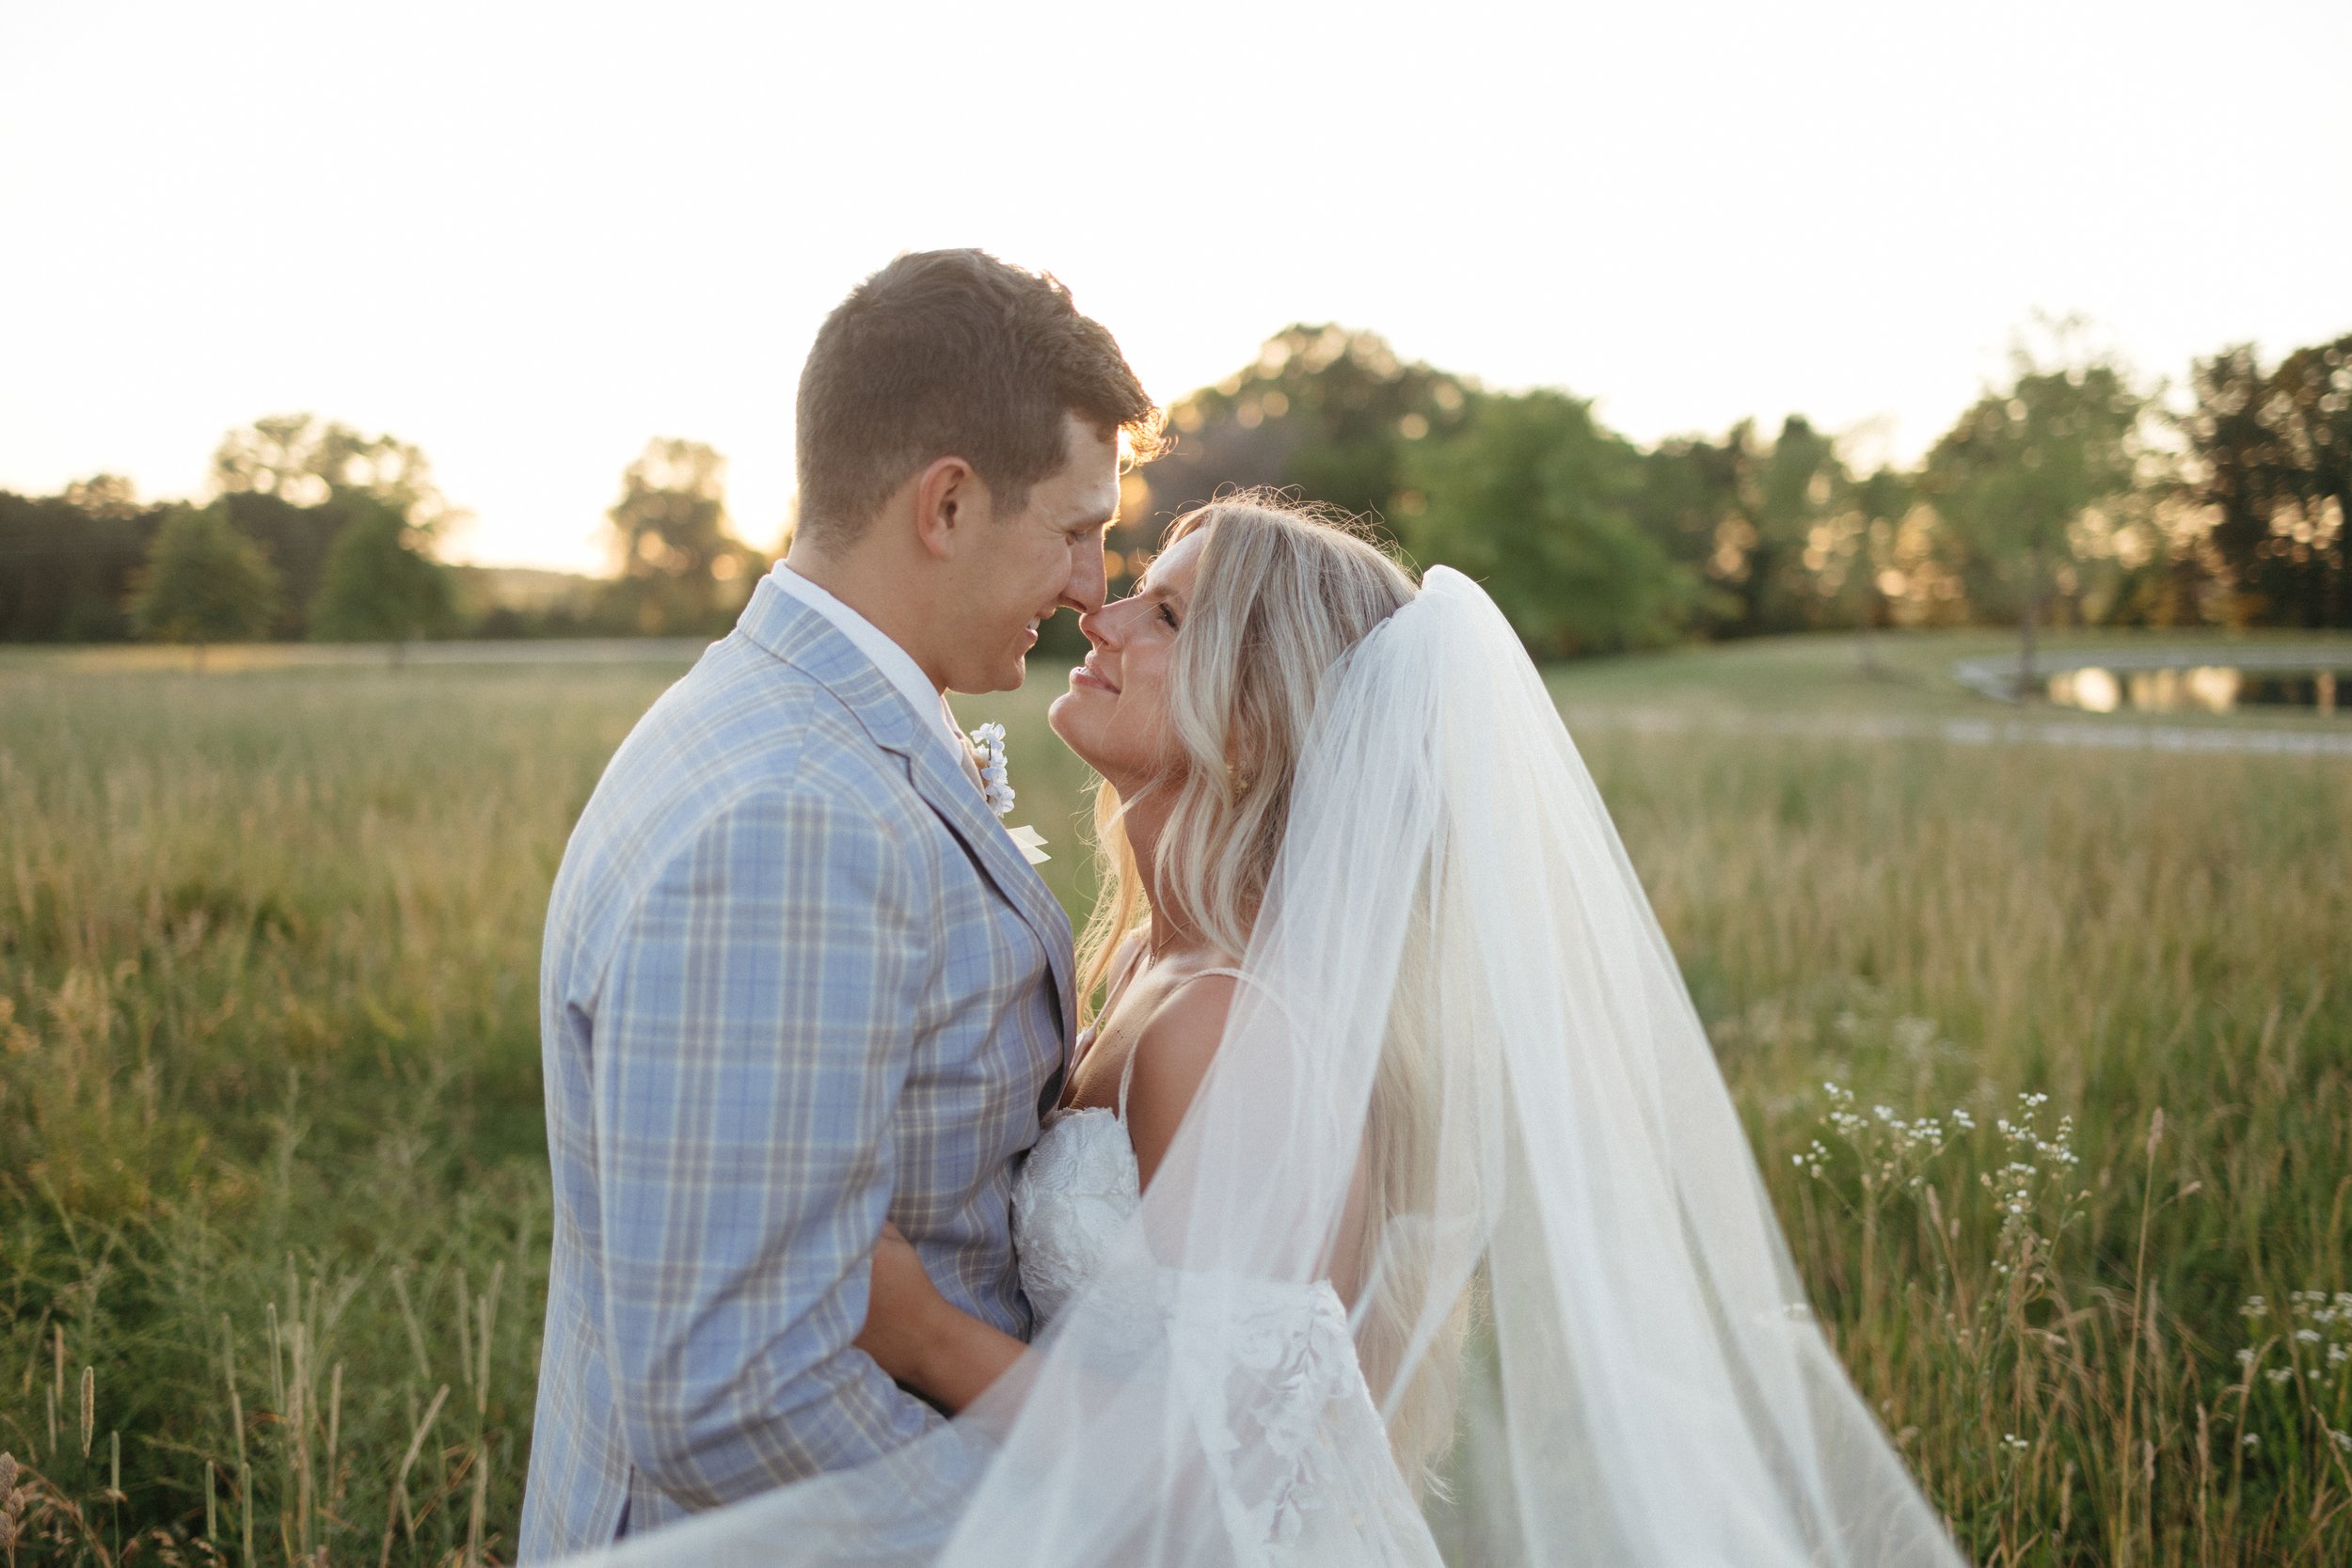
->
566;566;1971;1568
1010;1009;1440;1566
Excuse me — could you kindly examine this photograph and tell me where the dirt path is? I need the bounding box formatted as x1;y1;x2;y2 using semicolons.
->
1565;706;2352;758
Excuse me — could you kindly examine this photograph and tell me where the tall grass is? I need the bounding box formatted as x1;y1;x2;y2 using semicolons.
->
1;663;677;1565
1;657;2344;1563
1587;729;2352;1566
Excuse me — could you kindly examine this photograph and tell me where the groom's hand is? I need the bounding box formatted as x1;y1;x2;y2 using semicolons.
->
855;1223;947;1388
854;1223;1027;1417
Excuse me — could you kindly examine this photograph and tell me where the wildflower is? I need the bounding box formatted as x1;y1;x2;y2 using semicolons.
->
2242;1296;2268;1320
2243;1433;2260;1449
2265;1368;2294;1386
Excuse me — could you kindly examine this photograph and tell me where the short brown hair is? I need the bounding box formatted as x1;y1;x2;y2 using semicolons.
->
792;249;1162;548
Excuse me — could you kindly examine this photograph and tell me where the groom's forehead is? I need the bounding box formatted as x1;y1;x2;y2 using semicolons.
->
1046;467;1120;529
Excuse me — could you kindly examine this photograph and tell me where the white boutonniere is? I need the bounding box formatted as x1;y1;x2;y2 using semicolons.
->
968;722;1050;865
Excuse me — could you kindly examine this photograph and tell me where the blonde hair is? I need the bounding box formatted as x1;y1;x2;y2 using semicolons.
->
1074;489;1470;1489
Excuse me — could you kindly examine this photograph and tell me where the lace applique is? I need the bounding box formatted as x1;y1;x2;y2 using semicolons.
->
1012;1111;1412;1564
1011;1108;1138;1326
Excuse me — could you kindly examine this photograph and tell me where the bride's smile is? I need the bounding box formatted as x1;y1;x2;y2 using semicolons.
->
1047;527;1205;792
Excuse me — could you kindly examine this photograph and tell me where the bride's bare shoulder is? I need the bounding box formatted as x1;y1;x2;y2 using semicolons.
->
1123;965;1241;1189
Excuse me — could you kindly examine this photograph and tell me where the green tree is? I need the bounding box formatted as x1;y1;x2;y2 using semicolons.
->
310;496;453;659
1629;418;1853;639
602;438;764;635
1746;416;1848;633
213;414;445;521
1127;327;1470;562
1401;389;1692;657
206;414;460;640
0;479;166;642
1629;432;1749;635
2180;335;2351;627
1846;466;1914;673
128;504;283;669
1922;353;2149;695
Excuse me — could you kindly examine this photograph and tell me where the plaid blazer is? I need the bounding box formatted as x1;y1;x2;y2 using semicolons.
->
517;575;1072;1560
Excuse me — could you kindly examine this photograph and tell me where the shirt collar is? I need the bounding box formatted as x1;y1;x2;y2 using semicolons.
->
771;563;963;752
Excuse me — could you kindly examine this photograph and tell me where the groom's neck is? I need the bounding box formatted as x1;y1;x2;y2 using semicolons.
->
784;541;950;694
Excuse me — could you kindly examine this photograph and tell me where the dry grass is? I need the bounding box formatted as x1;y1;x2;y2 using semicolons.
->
1585;729;2352;1566
1;651;2345;1564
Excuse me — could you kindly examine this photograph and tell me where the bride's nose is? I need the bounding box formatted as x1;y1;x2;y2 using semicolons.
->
1077;596;1128;649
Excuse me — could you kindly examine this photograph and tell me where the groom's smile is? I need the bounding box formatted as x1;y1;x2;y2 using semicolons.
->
948;412;1121;693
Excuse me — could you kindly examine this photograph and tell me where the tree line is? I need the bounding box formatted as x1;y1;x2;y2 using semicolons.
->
3;325;2345;670
0;418;769;658
1114;324;2349;681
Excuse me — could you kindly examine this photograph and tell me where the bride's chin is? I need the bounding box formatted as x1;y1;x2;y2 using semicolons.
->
1045;695;1097;766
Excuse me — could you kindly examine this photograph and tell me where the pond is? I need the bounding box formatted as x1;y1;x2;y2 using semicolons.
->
2046;664;2342;715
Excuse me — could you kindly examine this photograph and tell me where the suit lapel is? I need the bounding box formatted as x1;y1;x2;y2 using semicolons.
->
733;574;1076;1044
899;732;1076;1039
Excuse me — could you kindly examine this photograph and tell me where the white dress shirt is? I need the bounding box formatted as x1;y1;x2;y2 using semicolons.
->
772;562;968;762
771;563;1043;862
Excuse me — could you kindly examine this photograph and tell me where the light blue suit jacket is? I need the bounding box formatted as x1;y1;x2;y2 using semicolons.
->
517;573;1072;1560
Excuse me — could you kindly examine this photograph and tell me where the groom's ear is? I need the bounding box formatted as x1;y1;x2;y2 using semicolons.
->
910;454;987;562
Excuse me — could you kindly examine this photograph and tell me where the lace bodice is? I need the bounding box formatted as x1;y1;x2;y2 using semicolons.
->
1010;1105;1138;1325
1007;990;1440;1566
1009;963;1180;1329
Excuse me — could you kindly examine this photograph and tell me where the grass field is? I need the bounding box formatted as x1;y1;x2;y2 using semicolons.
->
2;630;2347;1565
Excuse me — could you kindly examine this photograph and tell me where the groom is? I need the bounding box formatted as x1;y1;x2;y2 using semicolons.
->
518;250;1158;1560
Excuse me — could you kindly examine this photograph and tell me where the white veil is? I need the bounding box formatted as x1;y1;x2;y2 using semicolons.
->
569;565;1969;1567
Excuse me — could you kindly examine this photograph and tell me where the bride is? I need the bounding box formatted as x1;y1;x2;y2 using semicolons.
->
576;493;1969;1566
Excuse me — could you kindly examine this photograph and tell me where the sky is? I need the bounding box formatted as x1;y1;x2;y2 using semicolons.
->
3;1;2347;572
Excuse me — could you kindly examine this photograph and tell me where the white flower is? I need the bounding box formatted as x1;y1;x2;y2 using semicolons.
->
967;723;1016;817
